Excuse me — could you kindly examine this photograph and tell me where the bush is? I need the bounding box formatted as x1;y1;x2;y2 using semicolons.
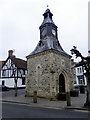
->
56;92;66;101
70;90;79;97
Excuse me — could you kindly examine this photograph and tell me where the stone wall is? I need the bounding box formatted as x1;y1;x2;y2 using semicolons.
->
26;50;74;98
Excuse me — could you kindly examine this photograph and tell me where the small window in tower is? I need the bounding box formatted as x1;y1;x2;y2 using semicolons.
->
37;66;40;86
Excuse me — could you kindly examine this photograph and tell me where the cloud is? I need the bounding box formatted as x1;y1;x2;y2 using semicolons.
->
0;0;88;60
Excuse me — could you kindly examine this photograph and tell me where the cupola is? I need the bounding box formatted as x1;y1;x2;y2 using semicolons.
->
39;8;58;39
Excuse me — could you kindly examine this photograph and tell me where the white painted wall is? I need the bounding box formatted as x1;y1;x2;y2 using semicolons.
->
0;78;26;88
75;66;87;86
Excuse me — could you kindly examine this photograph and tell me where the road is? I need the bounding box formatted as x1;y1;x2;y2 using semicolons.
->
1;102;89;118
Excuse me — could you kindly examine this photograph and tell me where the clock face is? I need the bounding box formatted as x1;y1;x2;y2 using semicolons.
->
52;29;56;36
41;29;46;36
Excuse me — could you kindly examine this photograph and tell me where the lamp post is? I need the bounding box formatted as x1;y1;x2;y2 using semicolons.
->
70;46;90;108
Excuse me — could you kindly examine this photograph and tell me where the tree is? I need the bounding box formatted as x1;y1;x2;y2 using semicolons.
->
70;46;90;108
13;68;18;97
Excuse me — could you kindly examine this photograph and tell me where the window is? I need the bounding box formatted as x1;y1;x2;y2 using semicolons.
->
36;65;41;86
2;81;5;85
22;78;25;85
77;68;79;73
74;80;77;84
80;67;82;73
37;66;40;86
79;79;83;85
23;70;25;75
2;70;6;76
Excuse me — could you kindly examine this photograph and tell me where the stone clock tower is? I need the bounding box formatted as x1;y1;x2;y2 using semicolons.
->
26;8;73;98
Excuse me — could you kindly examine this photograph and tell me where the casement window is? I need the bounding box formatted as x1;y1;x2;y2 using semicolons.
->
20;70;25;75
77;68;79;73
79;79;83;85
22;78;25;85
2;70;6;76
80;67;83;73
23;70;25;75
2;81;5;85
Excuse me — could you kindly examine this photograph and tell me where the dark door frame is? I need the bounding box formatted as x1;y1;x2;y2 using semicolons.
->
59;73;65;93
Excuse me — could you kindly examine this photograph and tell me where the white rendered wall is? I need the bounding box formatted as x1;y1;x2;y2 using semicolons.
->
0;78;25;88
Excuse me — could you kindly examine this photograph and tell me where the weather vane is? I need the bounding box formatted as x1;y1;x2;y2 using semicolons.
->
47;5;49;8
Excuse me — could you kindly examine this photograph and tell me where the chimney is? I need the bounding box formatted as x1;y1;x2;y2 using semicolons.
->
8;50;13;57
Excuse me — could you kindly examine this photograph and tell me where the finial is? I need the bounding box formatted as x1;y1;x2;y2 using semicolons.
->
47;5;49;8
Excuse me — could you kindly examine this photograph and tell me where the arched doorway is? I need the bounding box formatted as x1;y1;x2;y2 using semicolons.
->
59;73;65;93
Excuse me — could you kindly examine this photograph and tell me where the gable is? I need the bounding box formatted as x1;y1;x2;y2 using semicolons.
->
2;58;16;70
10;57;27;69
2;56;27;70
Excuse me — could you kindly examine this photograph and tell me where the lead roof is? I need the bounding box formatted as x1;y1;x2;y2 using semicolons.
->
27;8;70;58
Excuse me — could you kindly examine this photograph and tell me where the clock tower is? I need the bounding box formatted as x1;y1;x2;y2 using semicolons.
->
29;8;67;55
39;8;58;39
26;8;73;99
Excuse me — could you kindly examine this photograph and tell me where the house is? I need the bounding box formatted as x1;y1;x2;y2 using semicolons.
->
70;59;87;87
0;50;27;88
26;8;74;98
70;59;76;90
75;63;87;87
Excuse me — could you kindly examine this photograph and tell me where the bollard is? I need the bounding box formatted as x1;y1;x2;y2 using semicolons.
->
14;79;17;97
66;92;71;106
33;91;37;103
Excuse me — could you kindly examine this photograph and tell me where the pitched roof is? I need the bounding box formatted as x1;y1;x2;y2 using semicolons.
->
2;56;27;70
10;56;27;69
27;37;71;58
27;8;71;58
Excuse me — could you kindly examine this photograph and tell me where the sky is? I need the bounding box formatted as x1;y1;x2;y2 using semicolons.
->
89;1;90;56
0;0;89;61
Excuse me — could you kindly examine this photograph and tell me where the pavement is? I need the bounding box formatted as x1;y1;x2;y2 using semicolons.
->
0;89;90;111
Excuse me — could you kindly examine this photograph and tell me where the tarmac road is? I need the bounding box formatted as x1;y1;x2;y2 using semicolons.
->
2;102;89;118
1;88;89;117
